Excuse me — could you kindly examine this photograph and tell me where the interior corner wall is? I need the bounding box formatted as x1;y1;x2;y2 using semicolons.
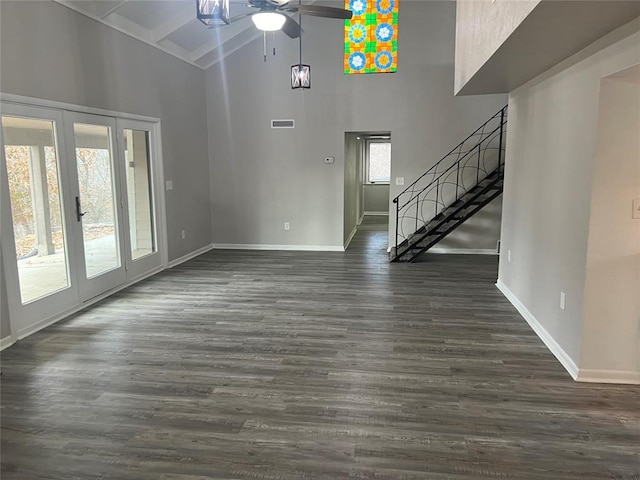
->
498;24;640;371
580;76;640;381
363;185;389;214
343;133;359;245
205;1;506;249
455;0;541;94
0;0;212;263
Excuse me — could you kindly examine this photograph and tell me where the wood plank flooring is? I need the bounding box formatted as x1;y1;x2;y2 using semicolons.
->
1;230;638;480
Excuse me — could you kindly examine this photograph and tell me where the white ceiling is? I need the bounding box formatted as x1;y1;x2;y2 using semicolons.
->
54;0;290;70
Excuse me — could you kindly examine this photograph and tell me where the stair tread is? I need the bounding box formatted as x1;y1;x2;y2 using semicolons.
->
391;157;506;262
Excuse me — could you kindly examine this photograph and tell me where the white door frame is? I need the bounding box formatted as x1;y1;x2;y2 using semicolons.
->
63;110;128;301
1;103;82;338
115;117;165;280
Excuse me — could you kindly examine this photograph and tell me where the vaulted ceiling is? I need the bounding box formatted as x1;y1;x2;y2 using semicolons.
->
54;0;298;70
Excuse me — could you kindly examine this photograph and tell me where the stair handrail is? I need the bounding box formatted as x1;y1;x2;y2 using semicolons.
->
392;105;508;259
395;121;504;211
392;105;508;207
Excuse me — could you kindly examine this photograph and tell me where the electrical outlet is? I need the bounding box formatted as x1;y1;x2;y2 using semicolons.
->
165;180;173;191
324;156;335;164
560;292;566;311
633;198;640;219
284;222;290;231
507;250;511;263
396;177;405;186
181;230;186;239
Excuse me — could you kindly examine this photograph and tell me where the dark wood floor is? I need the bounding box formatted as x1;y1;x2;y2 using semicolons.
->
1;230;638;480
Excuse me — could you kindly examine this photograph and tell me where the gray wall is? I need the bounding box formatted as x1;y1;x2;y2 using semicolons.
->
455;0;540;92
0;250;9;339
363;185;390;214
498;21;640;373
0;0;212;263
205;1;506;249
437;197;502;252
581;73;640;377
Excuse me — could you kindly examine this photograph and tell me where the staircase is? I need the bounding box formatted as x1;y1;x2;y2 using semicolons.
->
391;106;507;262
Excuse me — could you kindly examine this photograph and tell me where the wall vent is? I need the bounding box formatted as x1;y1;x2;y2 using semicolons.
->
271;119;295;129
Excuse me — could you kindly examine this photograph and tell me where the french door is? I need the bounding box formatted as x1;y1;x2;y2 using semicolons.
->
0;102;163;338
64;111;127;301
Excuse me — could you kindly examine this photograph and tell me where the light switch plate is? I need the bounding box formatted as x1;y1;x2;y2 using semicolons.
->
396;177;405;186
633;198;640;219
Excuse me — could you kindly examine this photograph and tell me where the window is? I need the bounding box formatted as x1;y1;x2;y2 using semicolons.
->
366;140;391;183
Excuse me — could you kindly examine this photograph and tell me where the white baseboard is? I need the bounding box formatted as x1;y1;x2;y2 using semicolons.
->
496;279;640;385
430;248;498;255
577;369;640;385
15;265;165;340
167;243;214;268
496;279;579;380
1;336;15;351
344;226;358;250
212;243;344;252
364;211;389;216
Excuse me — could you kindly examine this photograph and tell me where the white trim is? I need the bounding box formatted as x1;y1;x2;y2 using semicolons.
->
363;211;389;216
212;243;345;252
430;248;498;255
0;93;160;123
344;226;358;250
577;369;640;385
1;336;15;351
168;244;215;268
14;266;164;340
496;279;579;380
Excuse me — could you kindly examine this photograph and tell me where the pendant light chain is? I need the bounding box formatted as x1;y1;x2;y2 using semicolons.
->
298;0;302;68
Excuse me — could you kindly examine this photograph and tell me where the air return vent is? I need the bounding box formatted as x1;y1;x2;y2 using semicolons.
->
271;119;295;129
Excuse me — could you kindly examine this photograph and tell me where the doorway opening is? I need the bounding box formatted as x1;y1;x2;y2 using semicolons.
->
343;131;391;250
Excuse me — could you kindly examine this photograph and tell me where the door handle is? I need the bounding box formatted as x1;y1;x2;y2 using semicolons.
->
75;196;87;222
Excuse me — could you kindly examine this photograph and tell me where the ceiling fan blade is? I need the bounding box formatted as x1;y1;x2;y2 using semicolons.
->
281;15;302;38
286;5;353;19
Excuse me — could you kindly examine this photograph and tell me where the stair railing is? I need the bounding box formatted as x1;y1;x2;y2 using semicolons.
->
392;106;508;254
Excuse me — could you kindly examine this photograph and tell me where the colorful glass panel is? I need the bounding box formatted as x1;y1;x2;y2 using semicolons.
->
344;0;398;74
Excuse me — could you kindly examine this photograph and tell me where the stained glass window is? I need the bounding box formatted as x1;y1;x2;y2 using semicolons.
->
344;0;398;74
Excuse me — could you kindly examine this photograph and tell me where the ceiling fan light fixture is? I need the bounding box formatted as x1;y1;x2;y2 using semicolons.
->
196;0;230;27
251;12;287;31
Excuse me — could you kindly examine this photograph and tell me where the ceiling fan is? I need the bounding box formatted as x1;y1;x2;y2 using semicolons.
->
196;0;353;38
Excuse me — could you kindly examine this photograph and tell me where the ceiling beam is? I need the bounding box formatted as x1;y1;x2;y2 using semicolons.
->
99;0;128;19
152;9;196;43
190;21;254;63
53;0;203;70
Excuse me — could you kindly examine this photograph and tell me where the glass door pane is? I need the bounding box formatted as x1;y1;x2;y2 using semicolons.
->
73;123;120;278
2;116;70;304
123;129;155;260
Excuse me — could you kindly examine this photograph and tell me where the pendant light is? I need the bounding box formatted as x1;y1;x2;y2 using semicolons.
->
291;0;310;89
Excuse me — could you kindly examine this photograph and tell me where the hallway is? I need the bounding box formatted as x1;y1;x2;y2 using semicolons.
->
1;230;638;480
